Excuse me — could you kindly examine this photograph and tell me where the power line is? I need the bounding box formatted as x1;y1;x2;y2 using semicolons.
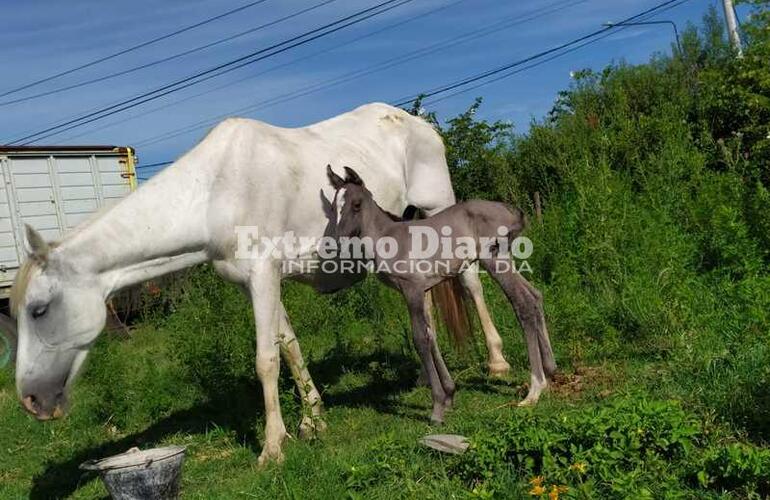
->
131;0;585;149
390;0;688;108
9;0;415;146
423;0;692;109
0;0;271;99
135;160;174;170
59;0;473;143
134;0;690;173
0;0;338;107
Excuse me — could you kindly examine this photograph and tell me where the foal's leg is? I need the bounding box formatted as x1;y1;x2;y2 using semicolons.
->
511;274;557;377
459;264;511;377
249;262;288;465
404;287;448;424
430;338;456;408
416;293;436;387
277;302;326;439
423;292;456;406
480;259;549;406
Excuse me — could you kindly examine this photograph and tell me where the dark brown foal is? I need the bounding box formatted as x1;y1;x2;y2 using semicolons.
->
327;166;556;423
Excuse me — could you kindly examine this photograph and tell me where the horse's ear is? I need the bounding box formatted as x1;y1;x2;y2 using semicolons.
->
343;166;364;186
327;165;345;190
24;224;49;262
319;189;334;220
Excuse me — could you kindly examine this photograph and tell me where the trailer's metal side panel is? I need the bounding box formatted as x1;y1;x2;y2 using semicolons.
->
55;156;100;229
8;156;60;243
96;156;133;205
0;148;135;298
0;159;21;292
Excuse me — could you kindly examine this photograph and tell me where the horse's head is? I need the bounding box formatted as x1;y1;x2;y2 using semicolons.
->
11;225;106;420
326;165;371;238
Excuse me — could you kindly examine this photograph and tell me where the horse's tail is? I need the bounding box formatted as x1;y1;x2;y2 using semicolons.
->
431;278;474;349
400;205;474;349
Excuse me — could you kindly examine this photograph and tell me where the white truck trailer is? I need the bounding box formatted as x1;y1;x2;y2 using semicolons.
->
0;145;137;365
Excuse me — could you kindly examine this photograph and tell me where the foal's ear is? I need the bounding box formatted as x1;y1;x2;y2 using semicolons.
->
327;164;345;190
343;166;364;186
24;224;50;263
319;189;334;220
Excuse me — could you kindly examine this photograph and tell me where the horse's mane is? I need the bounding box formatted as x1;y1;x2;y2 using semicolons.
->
10;259;39;317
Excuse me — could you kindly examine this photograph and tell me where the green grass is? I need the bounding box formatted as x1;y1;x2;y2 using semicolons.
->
1;272;768;499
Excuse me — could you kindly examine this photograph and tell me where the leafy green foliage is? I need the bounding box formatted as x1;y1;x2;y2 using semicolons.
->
454;397;770;497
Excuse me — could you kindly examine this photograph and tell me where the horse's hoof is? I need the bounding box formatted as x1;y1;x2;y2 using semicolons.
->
257;446;285;467
488;361;512;378
298;416;327;440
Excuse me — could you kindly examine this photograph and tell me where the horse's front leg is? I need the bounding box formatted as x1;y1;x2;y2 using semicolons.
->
221;270;323;431
277;302;326;439
249;261;288;465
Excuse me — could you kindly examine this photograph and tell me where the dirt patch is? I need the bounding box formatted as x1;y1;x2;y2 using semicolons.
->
550;365;613;399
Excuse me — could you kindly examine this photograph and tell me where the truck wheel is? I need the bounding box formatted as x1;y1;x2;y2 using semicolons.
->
0;313;17;369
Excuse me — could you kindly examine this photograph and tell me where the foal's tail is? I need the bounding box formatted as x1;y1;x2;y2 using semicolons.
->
431;278;474;349
400;205;475;349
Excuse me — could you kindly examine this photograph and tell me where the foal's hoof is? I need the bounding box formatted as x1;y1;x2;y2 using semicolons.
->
298;416;327;440
488;360;512;379
517;391;543;407
430;416;445;426
517;398;537;407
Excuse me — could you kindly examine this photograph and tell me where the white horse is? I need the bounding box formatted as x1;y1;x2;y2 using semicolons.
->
12;103;516;464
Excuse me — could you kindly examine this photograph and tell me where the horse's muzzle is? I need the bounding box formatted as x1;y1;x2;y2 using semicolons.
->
21;391;66;420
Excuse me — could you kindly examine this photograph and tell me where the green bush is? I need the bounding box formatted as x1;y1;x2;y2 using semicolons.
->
455;397;770;498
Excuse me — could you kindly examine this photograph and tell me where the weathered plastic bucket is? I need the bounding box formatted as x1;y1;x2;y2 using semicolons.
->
80;446;186;500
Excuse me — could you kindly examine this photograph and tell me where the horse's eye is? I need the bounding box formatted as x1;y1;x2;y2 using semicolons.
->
31;305;48;319
352;200;362;211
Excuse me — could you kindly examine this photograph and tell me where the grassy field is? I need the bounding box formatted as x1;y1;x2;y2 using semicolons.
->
0;269;768;499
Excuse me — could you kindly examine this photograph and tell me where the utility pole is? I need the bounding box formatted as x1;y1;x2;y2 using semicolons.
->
721;0;743;57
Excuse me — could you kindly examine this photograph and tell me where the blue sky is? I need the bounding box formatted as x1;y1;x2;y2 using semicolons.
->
0;0;728;178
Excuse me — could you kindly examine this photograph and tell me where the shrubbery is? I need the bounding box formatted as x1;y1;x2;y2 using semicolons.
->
454;397;770;498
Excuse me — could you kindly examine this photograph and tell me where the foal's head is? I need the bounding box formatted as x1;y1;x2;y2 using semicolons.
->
326;165;372;237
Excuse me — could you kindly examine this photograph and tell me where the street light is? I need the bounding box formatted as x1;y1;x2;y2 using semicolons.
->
603;20;682;54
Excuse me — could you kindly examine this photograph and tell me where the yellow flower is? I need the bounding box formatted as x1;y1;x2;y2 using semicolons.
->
529;485;546;496
548;484;569;500
529;476;544;487
570;461;587;473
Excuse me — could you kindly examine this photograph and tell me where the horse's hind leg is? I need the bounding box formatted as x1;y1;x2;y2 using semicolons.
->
459;265;511;377
404;287;449;424
480;259;549;406
277;302;326;439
